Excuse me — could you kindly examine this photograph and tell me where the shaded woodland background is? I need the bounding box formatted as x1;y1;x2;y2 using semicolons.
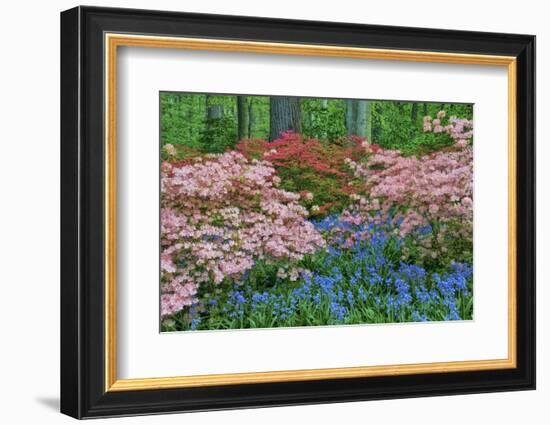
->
160;92;473;156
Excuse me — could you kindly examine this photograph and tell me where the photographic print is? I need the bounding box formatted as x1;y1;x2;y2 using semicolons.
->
160;93;474;332
61;9;535;417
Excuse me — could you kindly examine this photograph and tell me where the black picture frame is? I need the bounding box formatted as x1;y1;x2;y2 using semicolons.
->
61;5;536;419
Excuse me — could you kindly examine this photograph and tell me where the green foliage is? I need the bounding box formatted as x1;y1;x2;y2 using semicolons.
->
372;102;413;148
199;115;238;153
399;226;473;274
248;96;271;139
160;92;205;149
401;131;455;156
301;98;347;141
371;101;473;155
278;166;350;215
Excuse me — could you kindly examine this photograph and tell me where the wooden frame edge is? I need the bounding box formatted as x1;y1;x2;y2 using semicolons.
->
104;33;518;392
107;358;516;391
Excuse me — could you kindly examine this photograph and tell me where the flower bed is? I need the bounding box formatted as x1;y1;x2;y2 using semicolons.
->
160;112;474;330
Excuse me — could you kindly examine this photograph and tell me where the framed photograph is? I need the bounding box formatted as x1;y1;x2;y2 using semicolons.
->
60;6;535;419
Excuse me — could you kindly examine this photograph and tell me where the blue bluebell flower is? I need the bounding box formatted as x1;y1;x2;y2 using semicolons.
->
313;293;321;305
330;302;347;321
412;311;428;322
190;318;202;330
346;290;355;307
358;287;367;302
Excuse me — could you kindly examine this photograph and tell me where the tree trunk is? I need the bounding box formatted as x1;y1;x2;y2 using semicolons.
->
372;102;383;143
320;99;328;139
206;95;223;119
366;101;372;140
248;98;255;138
237;96;249;140
269;96;302;141
203;95;209;131
346;99;357;136
411;103;418;123
207;104;223;120
205;96;224;138
304;110;312;133
356;100;370;138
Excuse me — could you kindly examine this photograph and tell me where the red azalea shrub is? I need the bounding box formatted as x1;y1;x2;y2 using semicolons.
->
236;132;367;174
236;132;372;216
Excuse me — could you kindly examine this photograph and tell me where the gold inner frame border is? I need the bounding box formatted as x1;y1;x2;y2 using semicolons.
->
104;33;517;392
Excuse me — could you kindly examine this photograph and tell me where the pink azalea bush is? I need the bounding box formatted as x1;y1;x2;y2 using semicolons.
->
160;151;325;316
338;112;473;259
344;147;472;231
423;110;473;144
